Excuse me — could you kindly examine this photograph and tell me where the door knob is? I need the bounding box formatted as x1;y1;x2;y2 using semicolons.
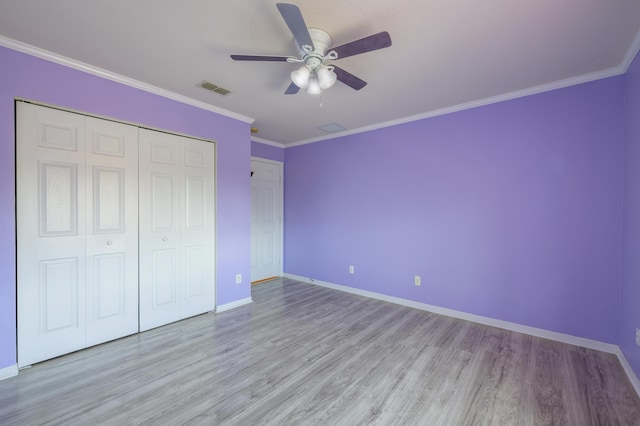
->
106;240;113;246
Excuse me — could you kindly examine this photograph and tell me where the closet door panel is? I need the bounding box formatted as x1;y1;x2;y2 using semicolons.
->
139;129;182;331
139;130;215;329
181;137;215;317
152;248;179;306
85;117;139;345
17;103;87;367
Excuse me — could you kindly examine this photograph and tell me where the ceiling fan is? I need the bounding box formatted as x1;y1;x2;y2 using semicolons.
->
230;3;392;95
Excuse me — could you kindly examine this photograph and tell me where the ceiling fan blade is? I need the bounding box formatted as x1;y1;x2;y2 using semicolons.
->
231;54;290;62
285;82;300;95
330;31;392;59
276;3;314;50
332;66;367;90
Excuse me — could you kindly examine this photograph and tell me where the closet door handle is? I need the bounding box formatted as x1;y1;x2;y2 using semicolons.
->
106;240;113;246
162;237;168;242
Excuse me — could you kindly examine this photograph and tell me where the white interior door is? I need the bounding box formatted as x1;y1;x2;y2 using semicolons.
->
250;158;283;283
139;129;215;331
17;103;139;367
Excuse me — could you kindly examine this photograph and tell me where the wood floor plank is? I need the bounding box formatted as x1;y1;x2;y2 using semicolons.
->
456;346;531;426
528;338;571;425
0;277;638;425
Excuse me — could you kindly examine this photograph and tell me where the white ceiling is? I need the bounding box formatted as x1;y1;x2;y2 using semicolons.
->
1;0;639;146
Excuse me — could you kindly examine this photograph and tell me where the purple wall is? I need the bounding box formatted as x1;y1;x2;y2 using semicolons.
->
2;42;639;380
251;140;285;162
0;46;252;370
621;50;640;377
284;77;625;345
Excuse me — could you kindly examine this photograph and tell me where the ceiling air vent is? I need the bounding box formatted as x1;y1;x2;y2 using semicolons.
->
318;123;346;133
198;81;231;96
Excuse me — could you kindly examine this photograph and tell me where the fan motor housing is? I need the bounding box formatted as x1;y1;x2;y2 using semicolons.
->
296;28;333;68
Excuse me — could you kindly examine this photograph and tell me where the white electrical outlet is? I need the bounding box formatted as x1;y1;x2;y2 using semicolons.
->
235;274;242;284
414;275;421;286
636;327;640;347
349;265;355;274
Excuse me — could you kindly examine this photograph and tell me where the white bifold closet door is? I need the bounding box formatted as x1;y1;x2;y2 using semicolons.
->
16;102;139;367
138;128;215;331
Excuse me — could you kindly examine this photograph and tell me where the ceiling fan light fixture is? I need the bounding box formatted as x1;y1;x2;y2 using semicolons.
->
230;4;393;96
306;76;322;94
317;66;337;89
291;65;310;88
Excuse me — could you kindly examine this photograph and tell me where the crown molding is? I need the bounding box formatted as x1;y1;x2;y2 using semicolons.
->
251;137;285;148
621;28;640;72
0;35;255;125
286;27;640;148
3;31;637;149
286;66;624;148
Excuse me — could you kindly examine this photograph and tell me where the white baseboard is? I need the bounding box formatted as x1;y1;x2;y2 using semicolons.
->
216;297;253;313
615;347;640;396
284;273;616;352
0;364;18;381
284;273;640;396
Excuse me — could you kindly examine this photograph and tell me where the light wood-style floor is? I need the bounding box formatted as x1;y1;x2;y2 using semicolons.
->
1;277;639;425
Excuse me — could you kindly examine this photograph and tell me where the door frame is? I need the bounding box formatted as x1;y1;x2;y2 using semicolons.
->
250;157;284;282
